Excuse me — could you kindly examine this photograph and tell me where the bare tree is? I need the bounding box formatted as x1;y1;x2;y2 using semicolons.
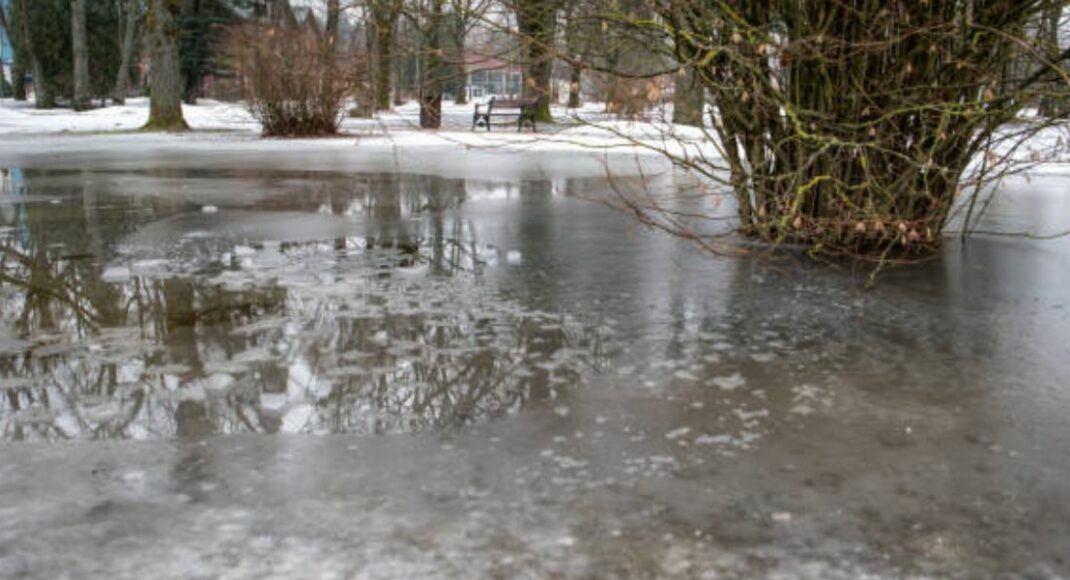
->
71;0;90;110
112;0;142;105
561;1;584;109
1038;0;1068;117
400;0;446;126
327;0;342;43
0;2;27;101
446;0;488;105
368;0;402;110
600;0;1070;260
512;0;561;122
145;0;188;130
11;0;53;108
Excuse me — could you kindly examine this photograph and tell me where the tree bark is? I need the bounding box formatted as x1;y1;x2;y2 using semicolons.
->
1038;0;1066;117
180;0;203;105
567;65;581;109
371;0;398;110
454;42;467;104
145;0;188;130
562;2;581;109
12;0;52;108
326;0;341;46
672;66;703;125
515;0;558;123
112;0;139;104
12;60;26;101
71;0;90;110
419;0;444;128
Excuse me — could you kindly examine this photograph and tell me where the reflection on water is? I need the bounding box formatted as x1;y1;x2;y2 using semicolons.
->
1;160;1070;576
0;168;609;441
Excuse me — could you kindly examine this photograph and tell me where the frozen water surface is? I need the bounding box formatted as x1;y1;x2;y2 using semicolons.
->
0;137;1069;578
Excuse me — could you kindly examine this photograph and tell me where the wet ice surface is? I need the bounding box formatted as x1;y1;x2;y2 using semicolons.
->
1;141;1070;578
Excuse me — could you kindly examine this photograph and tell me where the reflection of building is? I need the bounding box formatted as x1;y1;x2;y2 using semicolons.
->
463;54;522;102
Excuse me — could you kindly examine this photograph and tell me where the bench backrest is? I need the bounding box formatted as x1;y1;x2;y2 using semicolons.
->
487;97;538;111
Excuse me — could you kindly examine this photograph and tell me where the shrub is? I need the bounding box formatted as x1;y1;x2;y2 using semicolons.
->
227;23;359;137
629;1;1070;259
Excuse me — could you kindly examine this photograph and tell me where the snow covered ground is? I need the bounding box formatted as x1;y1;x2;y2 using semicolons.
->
3;97;1070;176
0;97;714;160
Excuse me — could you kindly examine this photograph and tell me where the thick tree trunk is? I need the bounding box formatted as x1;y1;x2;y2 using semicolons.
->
71;0;90;111
419;0;444;128
515;0;558;123
672;66;703;125
370;1;398;110
12;0;52;109
145;0;188;130
112;0;139;104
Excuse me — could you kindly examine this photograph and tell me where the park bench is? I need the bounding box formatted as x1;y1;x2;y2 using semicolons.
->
472;97;539;132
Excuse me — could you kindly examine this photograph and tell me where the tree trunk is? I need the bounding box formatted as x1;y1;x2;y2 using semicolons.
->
419;0;444;129
71;0;90;111
371;1;397;110
393;45;405;106
112;0;139;104
375;21;393;109
454;43;467;105
145;0;188;130
180;0;203;105
567;65;581;109
12;0;52;109
326;0;341;46
1038;1;1066;117
672;66;703;125
12;60;26;101
4;1;26;102
515;0;557;123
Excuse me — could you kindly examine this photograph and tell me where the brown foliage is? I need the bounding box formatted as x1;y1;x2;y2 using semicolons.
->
227;23;361;137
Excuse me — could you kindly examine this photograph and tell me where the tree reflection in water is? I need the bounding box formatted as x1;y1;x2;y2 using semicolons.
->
0;168;609;441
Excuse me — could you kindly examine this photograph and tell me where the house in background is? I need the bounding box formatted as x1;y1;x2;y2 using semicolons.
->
1;0;12;86
463;54;522;102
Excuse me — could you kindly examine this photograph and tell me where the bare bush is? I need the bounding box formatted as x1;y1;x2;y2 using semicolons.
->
227;24;359;137
603;0;1070;260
